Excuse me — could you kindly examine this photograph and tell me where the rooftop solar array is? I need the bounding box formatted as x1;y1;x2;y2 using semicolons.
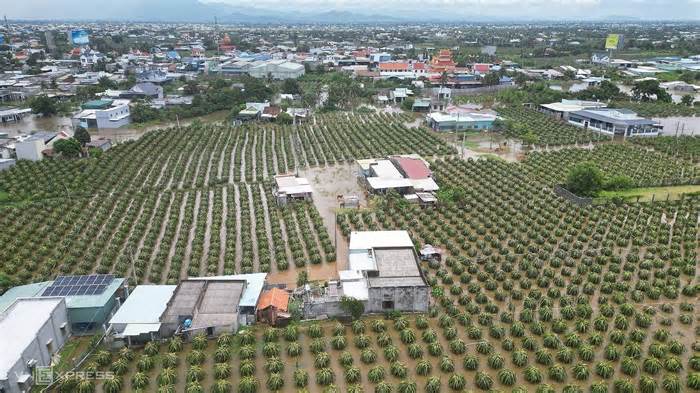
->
42;274;115;297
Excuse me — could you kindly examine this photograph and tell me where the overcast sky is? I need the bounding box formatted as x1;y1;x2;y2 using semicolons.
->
5;0;700;20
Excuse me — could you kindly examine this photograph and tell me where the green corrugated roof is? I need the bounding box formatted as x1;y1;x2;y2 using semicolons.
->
0;281;52;313
81;99;113;110
0;278;125;312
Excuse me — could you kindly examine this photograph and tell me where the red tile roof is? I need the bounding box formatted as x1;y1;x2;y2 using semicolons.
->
473;64;491;73
394;157;431;179
257;288;289;311
379;62;409;71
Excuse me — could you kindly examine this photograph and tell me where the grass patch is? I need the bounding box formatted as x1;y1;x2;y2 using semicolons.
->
598;184;700;202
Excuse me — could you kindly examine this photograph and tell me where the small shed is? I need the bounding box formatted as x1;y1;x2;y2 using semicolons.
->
109;285;176;346
273;174;312;205
256;288;290;326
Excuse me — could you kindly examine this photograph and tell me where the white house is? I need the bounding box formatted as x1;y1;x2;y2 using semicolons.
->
0;298;70;393
248;60;305;80
72;99;131;130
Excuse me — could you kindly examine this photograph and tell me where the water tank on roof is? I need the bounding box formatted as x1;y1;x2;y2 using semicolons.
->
183;319;192;329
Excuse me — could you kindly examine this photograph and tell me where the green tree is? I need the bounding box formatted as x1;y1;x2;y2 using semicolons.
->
681;94;695;106
53;138;82;158
483;72;500;86
340;296;365;320
401;97;415;111
30;95;57;116
74;126;91;146
277;111;293;125
566;162;604;197
296;271;308;287
632;79;672;102
604;174;634;191
281;78;302;95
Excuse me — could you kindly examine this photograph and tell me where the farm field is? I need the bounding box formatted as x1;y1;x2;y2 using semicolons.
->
55;309;699;393
598;184;700;202
630;135;700;163
0;112;455;286
521;144;699;187
55;131;700;393
5;109;700;393
498;106;611;147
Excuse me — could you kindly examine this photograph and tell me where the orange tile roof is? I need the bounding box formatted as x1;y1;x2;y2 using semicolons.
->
257;288;289;311
379;62;409;71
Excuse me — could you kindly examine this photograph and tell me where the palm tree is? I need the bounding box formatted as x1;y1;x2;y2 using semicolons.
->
238;376;258;393
192;333;208;350
162;352;178;368
215;346;232;362
614;378;634;393
345;366;361;383
111;358;129;376
474;371;493;391
239;359;256;377
287;342;302;357
131;372;150;390
294;369;309;387
398;379;417;393
408;344;423;359
425;376;441;393
639;375;658;393
596;361;614;379
375;381;392;393
368;365;386;383
76;377;95;393
186;365;204;383
214;363;231;379
662;374;681;393
102;376;122;393
416;359;432;376
331;335;347;350
524;366;543;384
144;341;159;356
498;369;517;386
158;367;177;386
266;373;284;391
448;374;466;391
315;352;331;368
339;351;354;367
463;355;479;371
186;381;204;393
390;362;408;378
316;368;335;386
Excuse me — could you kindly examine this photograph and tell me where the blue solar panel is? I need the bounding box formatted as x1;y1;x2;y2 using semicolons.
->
41;274;115;297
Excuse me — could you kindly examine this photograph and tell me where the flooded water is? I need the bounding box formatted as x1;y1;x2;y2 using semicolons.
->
653;116;700;135
0;110;231;142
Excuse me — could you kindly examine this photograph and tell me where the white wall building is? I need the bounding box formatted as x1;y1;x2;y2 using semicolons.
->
248;60;305;80
0;298;70;393
72;100;131;130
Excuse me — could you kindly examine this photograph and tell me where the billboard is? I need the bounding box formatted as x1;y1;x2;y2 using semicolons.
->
605;34;623;50
70;29;89;45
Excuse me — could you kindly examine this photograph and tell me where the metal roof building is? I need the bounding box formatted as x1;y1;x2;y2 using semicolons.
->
109;285;176;344
0;297;69;393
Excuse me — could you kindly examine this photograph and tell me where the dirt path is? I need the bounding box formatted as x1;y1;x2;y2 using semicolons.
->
181;190;202;279
218;186;228;275
199;189;214;276
162;191;189;283
90;198;136;273
239;131;249;182
234;184;243;273
246;184;260;271
261;128;269;179
125;193;164;282
251;132;258;181
204;129;226;186
270;128;280;175
143;192;176;282
257;183;277;272
217;129;233;180
228;133;240;184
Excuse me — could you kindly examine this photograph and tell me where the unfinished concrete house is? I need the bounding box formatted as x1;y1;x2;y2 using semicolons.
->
159;274;266;337
304;230;429;318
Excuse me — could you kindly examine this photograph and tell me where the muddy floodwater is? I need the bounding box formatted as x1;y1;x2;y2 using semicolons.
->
0;110;231;142
266;163;369;288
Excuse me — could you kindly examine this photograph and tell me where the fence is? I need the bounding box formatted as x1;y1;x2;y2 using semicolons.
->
553;185;593;206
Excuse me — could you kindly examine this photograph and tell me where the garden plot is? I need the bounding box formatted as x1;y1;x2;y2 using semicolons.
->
630;135;700;163
499;106;610;147
58;306;698;393
0;112;454;286
522;144;699;187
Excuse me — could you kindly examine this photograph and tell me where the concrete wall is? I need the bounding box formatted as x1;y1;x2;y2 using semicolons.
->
303;299;352;319
15;139;45;161
367;286;429;313
1;301;70;393
95;105;130;129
